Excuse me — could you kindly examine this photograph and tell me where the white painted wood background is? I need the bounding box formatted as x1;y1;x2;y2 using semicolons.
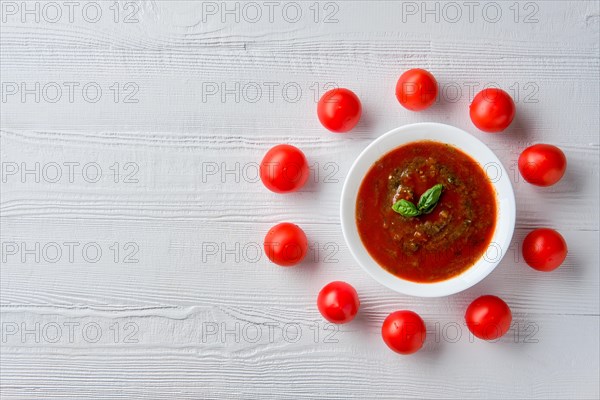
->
1;1;599;398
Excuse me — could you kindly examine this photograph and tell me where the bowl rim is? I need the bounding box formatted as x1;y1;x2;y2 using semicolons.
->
340;122;516;297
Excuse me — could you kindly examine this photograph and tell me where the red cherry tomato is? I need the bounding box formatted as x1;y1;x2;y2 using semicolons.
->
317;281;360;324
264;222;308;267
381;311;426;355
518;144;567;186
465;295;512;341
317;88;362;133
395;68;438;111
469;88;516;132
522;228;568;271
260;144;309;193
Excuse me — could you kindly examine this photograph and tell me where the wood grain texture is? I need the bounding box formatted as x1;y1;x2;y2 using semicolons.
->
1;1;599;399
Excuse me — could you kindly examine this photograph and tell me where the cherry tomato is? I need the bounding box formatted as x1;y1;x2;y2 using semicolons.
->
469;88;516;132
381;311;426;355
522;228;568;272
317;88;362;133
317;281;360;324
395;68;438;111
264;222;308;267
260;144;309;193
465;295;512;341
518;144;567;187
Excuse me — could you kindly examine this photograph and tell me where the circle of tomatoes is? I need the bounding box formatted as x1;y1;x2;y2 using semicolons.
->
465;295;512;341
264;222;308;267
260;144;309;193
317;88;362;133
261;68;571;352
518;144;567;187
381;310;426;354
469;88;516;132
317;281;360;324
522;228;568;272
395;68;438;111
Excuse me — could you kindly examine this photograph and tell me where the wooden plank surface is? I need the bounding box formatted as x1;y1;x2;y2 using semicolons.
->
1;1;599;398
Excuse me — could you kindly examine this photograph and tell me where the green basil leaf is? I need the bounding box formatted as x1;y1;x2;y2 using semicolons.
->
392;199;421;217
417;184;443;214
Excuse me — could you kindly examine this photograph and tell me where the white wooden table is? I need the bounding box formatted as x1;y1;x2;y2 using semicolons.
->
1;1;599;398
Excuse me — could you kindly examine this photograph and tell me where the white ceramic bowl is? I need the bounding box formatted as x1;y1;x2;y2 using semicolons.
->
340;122;515;297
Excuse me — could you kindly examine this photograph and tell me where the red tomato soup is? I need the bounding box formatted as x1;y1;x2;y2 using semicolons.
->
356;141;497;283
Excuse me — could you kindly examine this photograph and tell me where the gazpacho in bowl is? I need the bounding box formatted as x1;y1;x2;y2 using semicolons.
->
340;123;515;297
